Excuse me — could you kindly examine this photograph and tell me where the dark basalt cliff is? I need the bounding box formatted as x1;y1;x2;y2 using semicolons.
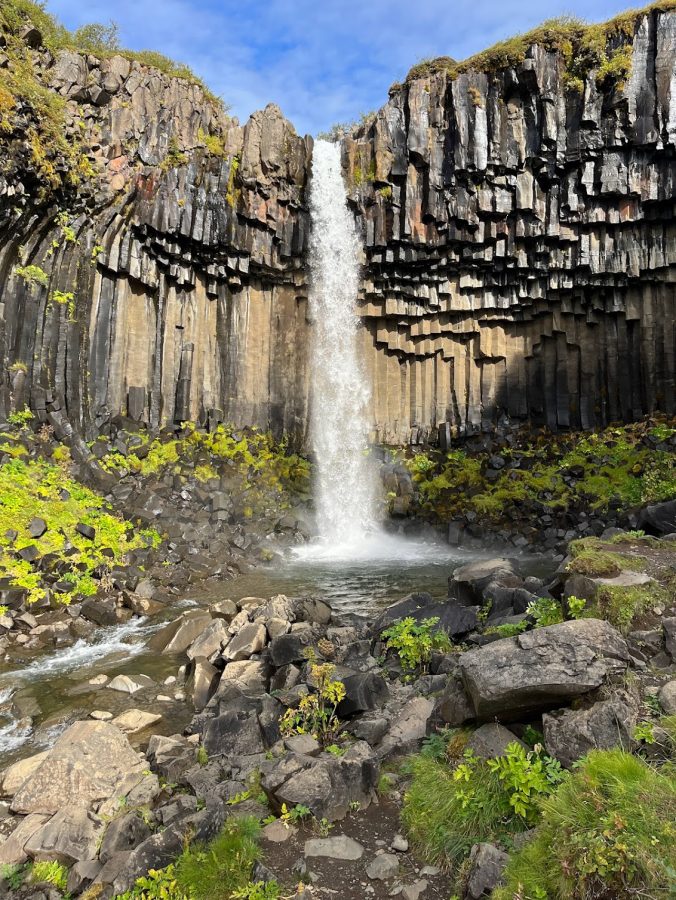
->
0;4;675;445
347;5;676;444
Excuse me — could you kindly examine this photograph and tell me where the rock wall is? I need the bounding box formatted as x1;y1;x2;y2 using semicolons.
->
346;5;676;444
0;7;675;446
0;37;312;440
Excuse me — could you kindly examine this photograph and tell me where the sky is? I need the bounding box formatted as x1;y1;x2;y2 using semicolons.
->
48;0;637;135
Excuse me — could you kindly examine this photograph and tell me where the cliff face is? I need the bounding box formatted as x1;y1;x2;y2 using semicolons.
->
346;5;676;444
0;6;675;446
0;32;312;441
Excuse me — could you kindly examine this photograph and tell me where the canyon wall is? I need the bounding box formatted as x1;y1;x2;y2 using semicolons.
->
0;5;675;445
347;6;676;444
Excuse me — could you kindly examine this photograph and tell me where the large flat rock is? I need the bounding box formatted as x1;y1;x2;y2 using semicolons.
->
460;619;630;719
11;721;144;815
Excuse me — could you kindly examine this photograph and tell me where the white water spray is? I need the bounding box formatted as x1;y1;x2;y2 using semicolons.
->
307;141;380;550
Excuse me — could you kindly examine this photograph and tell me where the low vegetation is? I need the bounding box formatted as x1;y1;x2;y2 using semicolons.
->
406;419;676;527
402;739;565;873
493;750;676;900
279;651;346;746
381;615;451;672
114;816;282;900
0;455;159;605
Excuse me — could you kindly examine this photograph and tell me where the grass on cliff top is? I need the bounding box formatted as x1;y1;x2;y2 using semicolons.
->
407;419;676;525
0;454;159;605
493;750;676;900
402;0;676;89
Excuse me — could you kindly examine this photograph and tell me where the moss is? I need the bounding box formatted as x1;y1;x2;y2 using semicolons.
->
589;582;668;633
494;750;676;900
0;457;159;605
160;137;188;172
198;127;226;157
567;537;647;578
225;154;240;207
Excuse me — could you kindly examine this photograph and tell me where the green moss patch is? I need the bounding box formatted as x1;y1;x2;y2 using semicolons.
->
0;457;159;605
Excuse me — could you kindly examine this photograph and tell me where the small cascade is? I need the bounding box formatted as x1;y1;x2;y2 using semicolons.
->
307;140;380;550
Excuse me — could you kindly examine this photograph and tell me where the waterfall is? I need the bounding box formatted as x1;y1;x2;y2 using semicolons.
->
307;140;380;548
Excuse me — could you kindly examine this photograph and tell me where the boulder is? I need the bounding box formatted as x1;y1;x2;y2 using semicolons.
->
107;674;155;694
659;680;676;714
431;677;475;727
262;741;379;821
219;660;268;696
337;672;389;717
149;610;212;655
146;735;196;782
459;619;630;719
222;621;267;661
637;499;676;536
269;632;310;666
543;698;636;768
377;696;434;758
98;811;152;864
202;710;265;756
186;658;221;711
11;721;143;815
186;619;230;660
449;558;519;605
467;723;526;759
1;751;48;797
24;808;103;864
465;842;509;899
0;813;50;865
111;709;162;734
372;593;478;640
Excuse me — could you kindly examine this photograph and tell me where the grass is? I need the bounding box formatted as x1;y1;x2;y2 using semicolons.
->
402;1;676;88
0;456;159;605
401;742;565;875
590;582;669;633
493;750;676;900
567;538;647;578
117;816;264;900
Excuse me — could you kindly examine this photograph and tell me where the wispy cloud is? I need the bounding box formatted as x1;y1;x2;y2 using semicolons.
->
47;0;637;134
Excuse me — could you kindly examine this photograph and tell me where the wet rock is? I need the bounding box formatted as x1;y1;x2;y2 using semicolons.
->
465;842;509;899
543;698;636;768
112;709;162;734
107;674;155;694
304;835;364;860
11;721;143;815
460;619;630;719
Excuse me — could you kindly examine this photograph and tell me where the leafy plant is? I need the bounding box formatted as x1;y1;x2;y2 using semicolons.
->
486;743;567;824
116;864;189;899
633;721;656;744
31;860;68;890
14;264;49;287
7;406;33;428
381;616;451;672
566;595;587;619
231;883;281;900
325;743;346;757
280;803;311;826
279;652;345;746
0;863;27;890
526;597;564;628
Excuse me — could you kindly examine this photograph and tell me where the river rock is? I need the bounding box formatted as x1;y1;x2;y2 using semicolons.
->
1;751;48;797
186;657;221;711
269;632;310;666
24;807;104;864
186;619;230;660
112;709;163;734
11;721;143;815
543;698;636;768
459;619;631;719
107;674;155;694
219;660;268;695
337;671;390;716
449;558;519;605
146;735;196;782
149;610;212;655
222;621;267;661
0;813;50;865
372;592;478;640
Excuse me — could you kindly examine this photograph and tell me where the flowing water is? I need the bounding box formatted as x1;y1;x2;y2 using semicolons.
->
307;140;381;551
0;141;556;770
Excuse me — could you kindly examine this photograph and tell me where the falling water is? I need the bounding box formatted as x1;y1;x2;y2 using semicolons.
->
307;140;380;549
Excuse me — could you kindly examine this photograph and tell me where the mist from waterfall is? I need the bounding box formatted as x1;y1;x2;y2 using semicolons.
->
306;140;380;552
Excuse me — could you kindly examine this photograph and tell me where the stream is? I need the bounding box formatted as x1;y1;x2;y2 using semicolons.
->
0;535;555;769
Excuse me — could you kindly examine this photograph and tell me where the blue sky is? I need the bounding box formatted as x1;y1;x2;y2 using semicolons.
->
48;0;637;135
